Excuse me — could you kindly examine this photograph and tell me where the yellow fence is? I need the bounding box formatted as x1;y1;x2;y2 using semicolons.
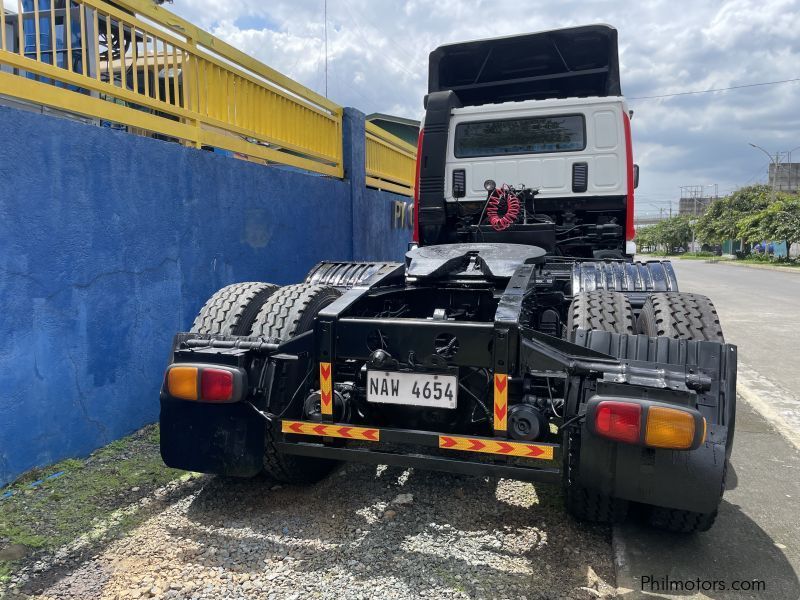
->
365;122;417;196
0;0;417;194
0;0;343;176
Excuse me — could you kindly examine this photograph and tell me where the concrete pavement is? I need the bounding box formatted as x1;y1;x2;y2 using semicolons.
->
616;259;800;599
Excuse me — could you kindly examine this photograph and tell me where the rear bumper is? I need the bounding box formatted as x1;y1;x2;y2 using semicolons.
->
160;398;726;513
160;397;561;483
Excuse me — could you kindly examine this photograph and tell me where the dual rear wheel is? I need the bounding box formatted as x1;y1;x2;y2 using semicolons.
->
564;290;726;533
190;281;342;483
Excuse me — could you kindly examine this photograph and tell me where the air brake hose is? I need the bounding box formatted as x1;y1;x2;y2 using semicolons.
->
485;184;521;231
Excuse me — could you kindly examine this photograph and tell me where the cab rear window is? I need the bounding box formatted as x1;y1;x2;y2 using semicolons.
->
454;114;586;158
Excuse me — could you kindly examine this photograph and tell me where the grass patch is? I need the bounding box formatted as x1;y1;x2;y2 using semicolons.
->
734;257;800;268
0;425;189;581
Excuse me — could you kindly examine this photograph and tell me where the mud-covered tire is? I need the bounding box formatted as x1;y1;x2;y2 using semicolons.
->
638;292;727;533
563;291;631;524
191;282;279;336
566;290;634;340
637;292;725;342
251;284;342;484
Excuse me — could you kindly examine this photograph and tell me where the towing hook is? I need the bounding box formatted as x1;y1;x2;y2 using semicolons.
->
685;372;712;392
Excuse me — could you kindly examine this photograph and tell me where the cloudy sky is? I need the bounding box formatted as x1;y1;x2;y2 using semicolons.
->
171;1;796;215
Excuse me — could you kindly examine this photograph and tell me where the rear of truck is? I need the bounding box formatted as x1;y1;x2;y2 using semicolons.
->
159;25;736;533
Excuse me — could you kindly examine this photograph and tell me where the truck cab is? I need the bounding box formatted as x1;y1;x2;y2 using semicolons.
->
416;24;637;259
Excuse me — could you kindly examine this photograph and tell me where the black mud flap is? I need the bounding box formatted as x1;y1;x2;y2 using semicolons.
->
160;397;265;477
578;425;728;513
573;331;736;513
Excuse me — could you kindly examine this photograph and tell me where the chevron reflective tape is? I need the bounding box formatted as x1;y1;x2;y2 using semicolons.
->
494;373;508;432
439;435;554;460
281;420;380;441
319;362;333;416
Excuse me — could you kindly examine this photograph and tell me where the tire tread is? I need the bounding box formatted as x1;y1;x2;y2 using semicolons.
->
567;290;634;339
251;283;341;484
191;282;278;336
638;292;724;342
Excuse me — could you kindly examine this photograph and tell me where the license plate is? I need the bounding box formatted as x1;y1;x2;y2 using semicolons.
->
367;371;457;409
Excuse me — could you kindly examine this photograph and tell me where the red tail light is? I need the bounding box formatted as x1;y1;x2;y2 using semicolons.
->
201;368;234;402
622;110;635;241
594;400;641;444
412;128;424;243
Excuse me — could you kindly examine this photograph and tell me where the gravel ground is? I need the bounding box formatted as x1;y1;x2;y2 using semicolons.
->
5;461;615;600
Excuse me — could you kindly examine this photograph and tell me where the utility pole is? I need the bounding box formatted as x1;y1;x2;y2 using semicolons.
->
748;143;779;202
679;184;716;252
323;0;328;98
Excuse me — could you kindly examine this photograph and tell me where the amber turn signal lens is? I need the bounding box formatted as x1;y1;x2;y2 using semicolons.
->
645;406;696;449
167;366;198;400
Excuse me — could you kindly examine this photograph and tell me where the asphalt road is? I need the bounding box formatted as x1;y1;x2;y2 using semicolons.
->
616;259;800;599
667;260;800;448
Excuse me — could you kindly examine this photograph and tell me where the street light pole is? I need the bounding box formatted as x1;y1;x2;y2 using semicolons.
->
748;142;779;202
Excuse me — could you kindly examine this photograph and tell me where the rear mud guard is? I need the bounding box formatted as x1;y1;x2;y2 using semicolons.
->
569;330;736;513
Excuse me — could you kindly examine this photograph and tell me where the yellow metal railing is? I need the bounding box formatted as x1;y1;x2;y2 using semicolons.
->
365;122;417;197
0;0;343;176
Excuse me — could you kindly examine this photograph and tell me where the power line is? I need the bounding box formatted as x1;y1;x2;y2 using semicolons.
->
629;77;800;100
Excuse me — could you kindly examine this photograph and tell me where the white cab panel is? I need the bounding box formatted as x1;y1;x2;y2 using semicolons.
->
445;97;628;203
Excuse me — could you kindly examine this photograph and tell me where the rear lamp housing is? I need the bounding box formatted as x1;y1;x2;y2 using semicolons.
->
165;364;245;403
586;396;706;450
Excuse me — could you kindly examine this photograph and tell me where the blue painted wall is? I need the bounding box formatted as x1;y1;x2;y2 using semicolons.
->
0;105;411;486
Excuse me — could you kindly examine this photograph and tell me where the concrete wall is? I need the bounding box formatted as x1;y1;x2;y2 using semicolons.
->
0;105;411;486
769;162;800;194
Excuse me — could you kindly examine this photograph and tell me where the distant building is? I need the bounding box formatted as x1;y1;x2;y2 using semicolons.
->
366;113;420;146
769;163;800;194
678;196;713;216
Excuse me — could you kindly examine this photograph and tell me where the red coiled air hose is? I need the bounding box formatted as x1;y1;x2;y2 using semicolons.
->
485;184;520;231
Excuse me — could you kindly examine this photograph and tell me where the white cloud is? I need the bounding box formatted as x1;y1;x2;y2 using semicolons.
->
165;0;800;215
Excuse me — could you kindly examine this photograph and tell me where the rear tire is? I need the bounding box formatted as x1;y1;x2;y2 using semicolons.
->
649;506;718;533
566;290;634;339
191;282;279;336
638;292;727;533
563;291;632;524
637;292;724;342
251;284;342;484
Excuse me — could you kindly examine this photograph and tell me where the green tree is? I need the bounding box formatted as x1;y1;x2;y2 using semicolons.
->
695;185;772;248
737;195;800;252
636;215;693;253
657;215;693;252
635;224;657;252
